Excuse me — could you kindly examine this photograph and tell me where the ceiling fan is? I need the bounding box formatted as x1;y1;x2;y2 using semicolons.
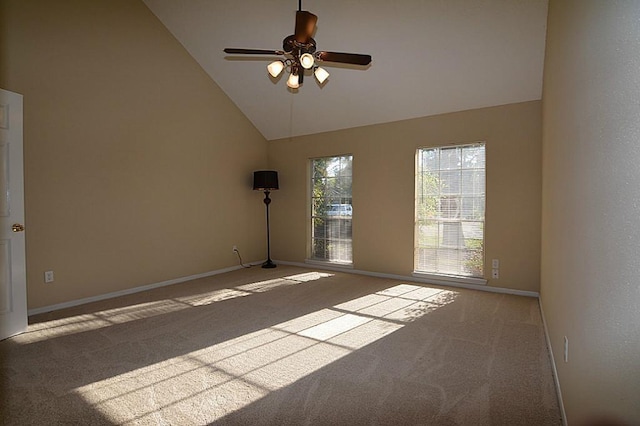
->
223;1;372;89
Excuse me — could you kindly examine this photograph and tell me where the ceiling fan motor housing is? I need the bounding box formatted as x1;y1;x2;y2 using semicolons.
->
283;35;316;56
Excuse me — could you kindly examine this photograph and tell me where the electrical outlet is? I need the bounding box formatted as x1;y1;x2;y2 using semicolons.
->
232;245;238;253
44;270;54;283
492;259;499;269
491;269;499;279
564;336;569;362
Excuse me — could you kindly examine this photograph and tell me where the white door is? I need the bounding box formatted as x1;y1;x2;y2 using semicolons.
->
0;88;27;341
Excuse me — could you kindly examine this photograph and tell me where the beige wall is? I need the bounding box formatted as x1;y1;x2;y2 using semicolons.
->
541;1;640;424
268;101;542;293
0;0;268;309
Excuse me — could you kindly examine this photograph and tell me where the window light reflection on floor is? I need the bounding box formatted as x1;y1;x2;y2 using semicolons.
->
16;272;333;344
73;283;458;424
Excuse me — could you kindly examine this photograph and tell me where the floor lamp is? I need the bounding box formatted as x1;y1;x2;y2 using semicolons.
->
253;170;279;268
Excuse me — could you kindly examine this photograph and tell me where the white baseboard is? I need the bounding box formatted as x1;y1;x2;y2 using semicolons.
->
539;301;568;426
276;260;539;298
27;264;252;316
28;259;539;316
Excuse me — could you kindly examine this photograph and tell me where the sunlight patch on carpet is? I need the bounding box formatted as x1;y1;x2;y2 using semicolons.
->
19;272;333;344
297;313;371;341
73;283;457;424
17;300;189;344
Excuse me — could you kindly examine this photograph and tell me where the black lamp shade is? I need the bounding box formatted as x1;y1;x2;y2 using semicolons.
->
253;170;279;190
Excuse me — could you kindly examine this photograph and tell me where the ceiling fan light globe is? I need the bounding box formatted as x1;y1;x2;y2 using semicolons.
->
267;61;285;78
300;53;315;69
314;67;330;84
287;73;300;89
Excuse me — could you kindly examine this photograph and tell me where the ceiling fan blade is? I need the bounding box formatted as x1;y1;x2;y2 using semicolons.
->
224;48;284;55
316;51;372;66
294;11;318;43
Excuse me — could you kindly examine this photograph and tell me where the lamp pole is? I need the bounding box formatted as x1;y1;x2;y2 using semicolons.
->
262;190;276;268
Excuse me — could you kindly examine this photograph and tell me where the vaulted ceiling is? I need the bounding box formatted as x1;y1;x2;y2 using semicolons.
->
142;0;548;140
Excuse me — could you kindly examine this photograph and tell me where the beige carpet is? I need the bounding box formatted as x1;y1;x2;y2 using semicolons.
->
0;265;561;425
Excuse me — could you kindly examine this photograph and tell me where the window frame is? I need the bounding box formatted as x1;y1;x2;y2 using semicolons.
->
413;142;487;284
307;154;354;266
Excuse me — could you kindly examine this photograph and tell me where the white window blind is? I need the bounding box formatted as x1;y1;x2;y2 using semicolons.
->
310;155;353;263
415;143;485;277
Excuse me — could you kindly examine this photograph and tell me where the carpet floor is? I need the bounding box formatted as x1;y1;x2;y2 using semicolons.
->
0;265;562;425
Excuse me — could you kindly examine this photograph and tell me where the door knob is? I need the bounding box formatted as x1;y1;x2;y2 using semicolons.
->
11;223;25;232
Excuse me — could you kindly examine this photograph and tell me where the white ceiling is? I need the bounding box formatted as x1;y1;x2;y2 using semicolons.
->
142;0;548;141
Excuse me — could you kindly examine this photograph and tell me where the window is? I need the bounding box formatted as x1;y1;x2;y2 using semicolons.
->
415;143;485;278
310;155;353;264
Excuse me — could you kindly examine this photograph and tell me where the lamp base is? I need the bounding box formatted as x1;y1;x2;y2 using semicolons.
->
261;259;277;269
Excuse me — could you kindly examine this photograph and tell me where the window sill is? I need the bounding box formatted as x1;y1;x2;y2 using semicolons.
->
411;272;487;286
305;259;354;270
